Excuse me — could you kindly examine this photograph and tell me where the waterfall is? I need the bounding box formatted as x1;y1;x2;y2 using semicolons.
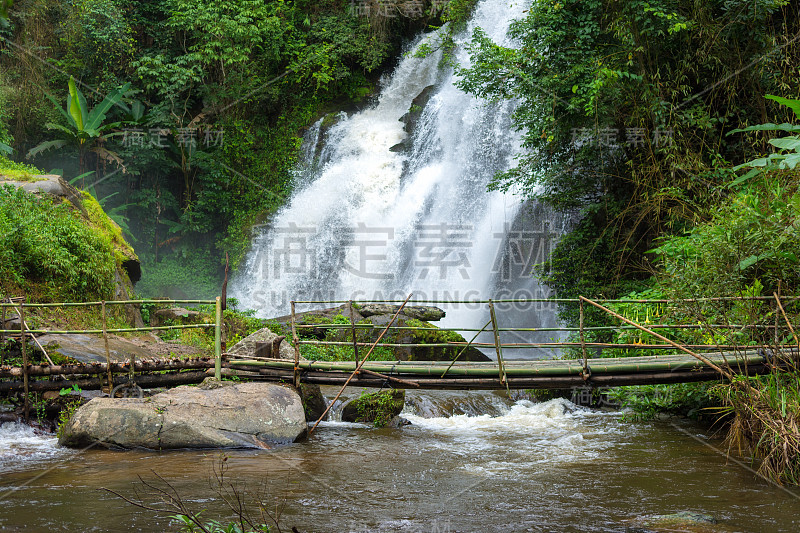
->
231;0;570;357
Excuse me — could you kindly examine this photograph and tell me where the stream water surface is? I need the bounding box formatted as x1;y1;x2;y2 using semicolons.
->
1;389;799;532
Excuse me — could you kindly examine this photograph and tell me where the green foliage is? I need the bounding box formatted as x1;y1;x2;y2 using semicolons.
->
458;0;799;314
171;513;271;533
0;154;42;180
135;255;222;300
1;0;407;298
26;75;131;174
713;371;800;485
55;398;82;440
606;383;718;421
728;96;800;184
0;185;116;300
650;125;800;299
59;384;82;396
58;0;136;85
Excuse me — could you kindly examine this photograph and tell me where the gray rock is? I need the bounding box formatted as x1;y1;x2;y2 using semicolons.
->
227;327;295;360
388;415;411;428
629;511;718;532
398;84;436;139
59;381;307;449
0;175;84;210
299;382;328;421
152;307;201;326
35;333;154;363
359;304;445;322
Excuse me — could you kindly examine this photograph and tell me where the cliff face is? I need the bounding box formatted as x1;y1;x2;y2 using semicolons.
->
0;170;140;316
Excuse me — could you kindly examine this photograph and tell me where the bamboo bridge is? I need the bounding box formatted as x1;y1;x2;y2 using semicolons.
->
1;295;799;403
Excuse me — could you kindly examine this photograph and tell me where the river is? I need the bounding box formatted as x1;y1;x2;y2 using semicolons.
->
1;389;799;532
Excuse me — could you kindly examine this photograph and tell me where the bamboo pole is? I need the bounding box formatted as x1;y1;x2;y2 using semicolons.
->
101;301;113;393
580;296;733;380
309;293;413;434
1;297;5;349
488;300;506;387
293;323;782;333
230;348;775;376
358;367;419;388
580;299;589;380
348;301;359;364
0;323;217;335
773;292;800;355
288;296;800;305
250;365;772;390
290;301;300;388
0;371;210;393
20;299;29;422
0;358;218;377
214;296;222;380
293;339;785;350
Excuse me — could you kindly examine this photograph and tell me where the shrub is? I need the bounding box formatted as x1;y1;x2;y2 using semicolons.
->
0;185;116;300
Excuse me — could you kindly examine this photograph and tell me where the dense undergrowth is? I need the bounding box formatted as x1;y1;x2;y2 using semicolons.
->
454;0;800;483
0;0;474;296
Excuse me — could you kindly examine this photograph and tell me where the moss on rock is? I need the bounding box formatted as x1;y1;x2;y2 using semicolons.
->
342;389;405;427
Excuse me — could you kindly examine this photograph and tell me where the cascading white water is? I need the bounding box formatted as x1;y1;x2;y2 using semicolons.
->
232;0;570;355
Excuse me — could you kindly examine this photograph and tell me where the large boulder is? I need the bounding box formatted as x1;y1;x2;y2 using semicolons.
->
58;380;307;449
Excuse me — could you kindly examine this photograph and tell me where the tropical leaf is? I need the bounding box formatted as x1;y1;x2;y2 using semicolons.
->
68;171;95;186
768;136;800;151
45;122;78;138
0;141;11;155
728;123;800;135
91;146;126;173
766;95;800;120
85;82;131;132
728;167;762;187
26;139;68;159
782;152;800;169
67;76;85;132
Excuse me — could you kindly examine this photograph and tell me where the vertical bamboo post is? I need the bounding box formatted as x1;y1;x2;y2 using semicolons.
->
1;298;6;347
774;282;781;346
348;301;359;363
488;300;506;386
290;301;301;388
580;299;589;380
20;299;29;422
102;301;113;393
214;296;222;380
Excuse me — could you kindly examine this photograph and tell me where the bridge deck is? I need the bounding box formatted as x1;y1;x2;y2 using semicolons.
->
229;350;781;390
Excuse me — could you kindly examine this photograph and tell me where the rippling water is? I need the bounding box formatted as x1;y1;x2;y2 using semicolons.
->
1;390;799;532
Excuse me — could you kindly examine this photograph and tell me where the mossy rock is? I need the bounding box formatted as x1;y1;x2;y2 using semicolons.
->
299;383;327;421
354;315;489;362
629;511;717;532
342;389;405;427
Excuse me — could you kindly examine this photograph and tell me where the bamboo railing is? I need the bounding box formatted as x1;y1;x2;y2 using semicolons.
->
2;293;799;401
271;294;800;390
0;297;223;416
